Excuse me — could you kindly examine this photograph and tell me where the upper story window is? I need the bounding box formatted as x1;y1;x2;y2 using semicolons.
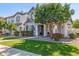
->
31;13;35;20
16;16;20;22
26;17;32;23
11;19;14;23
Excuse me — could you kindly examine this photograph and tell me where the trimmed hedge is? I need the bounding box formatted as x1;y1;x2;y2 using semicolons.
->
68;33;76;39
75;32;79;37
52;33;64;41
21;31;33;36
14;31;33;36
14;31;19;36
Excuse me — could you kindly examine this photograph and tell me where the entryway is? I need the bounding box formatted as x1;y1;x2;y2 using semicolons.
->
38;25;44;36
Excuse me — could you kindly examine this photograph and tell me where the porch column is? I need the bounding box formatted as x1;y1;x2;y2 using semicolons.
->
44;24;47;36
35;25;38;36
64;26;69;37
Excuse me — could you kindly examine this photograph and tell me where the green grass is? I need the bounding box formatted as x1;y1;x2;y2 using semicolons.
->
0;39;79;56
0;36;16;40
0;37;9;40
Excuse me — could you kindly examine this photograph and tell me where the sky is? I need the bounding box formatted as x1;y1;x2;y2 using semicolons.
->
70;3;79;20
0;3;79;20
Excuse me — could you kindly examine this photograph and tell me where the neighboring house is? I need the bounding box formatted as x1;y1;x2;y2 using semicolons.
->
5;7;72;37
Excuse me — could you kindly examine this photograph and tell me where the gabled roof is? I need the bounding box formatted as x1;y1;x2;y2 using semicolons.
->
23;17;33;25
5;12;28;19
28;7;35;14
5;7;35;19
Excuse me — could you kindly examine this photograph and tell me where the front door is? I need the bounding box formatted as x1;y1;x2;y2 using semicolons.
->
38;25;44;36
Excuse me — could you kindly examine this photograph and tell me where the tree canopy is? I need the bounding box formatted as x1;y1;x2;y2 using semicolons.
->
0;17;6;28
0;17;16;31
73;19;79;28
35;3;74;24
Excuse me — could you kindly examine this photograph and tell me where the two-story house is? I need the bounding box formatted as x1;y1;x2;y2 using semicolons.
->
5;7;73;37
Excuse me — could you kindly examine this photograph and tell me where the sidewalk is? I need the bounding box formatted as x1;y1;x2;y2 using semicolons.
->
0;36;72;43
0;37;36;42
0;45;40;56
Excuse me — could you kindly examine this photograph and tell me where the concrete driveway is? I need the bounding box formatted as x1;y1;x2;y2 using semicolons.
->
0;45;40;56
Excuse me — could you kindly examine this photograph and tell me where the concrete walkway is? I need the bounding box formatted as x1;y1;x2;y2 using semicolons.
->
0;37;36;42
0;36;73;43
0;45;40;56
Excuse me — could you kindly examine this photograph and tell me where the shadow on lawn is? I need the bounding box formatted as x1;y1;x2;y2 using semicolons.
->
12;40;79;56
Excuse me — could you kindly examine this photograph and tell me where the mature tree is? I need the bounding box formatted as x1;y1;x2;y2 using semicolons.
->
0;17;16;35
6;23;16;35
73;19;79;28
0;17;6;28
34;3;74;34
0;17;8;35
0;17;7;32
35;3;74;23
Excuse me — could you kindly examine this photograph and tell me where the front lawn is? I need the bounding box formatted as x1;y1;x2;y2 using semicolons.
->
0;39;79;56
0;36;16;40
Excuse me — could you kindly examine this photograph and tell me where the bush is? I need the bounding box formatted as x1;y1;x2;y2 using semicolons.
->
69;33;76;39
14;31;19;36
0;31;2;36
52;33;64;41
21;31;25;36
75;32;79;37
21;31;33;36
4;36;16;39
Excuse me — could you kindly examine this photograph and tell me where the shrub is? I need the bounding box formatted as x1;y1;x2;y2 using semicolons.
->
21;31;25;36
52;33;64;41
0;31;2;36
68;33;76;39
14;31;19;36
27;31;33;36
21;31;33;36
75;32;79;37
4;36;16;39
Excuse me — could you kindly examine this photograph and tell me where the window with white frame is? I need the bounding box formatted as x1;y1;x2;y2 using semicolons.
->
11;19;14;23
16;16;20;22
26;25;34;31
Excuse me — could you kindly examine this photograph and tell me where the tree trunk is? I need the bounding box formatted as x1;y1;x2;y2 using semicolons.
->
49;23;54;37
